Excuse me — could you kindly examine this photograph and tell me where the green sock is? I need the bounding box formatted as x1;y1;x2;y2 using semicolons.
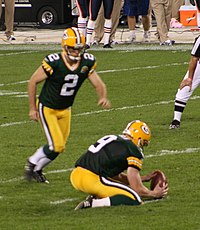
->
110;195;141;206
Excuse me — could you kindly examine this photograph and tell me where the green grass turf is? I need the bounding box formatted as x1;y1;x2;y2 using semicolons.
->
0;44;200;230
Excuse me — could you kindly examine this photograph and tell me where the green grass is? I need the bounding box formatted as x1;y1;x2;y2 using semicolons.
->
1;44;200;230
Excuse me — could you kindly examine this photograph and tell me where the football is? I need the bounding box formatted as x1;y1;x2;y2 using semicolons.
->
150;170;167;190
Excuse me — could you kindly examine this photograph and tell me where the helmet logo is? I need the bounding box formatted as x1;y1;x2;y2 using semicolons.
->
63;32;68;40
141;125;150;135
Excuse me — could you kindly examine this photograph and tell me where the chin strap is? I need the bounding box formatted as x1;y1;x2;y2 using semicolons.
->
68;54;81;61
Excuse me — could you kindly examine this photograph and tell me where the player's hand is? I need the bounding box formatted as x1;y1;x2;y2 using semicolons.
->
98;98;111;109
153;182;168;199
179;78;192;91
141;170;158;182
29;109;39;121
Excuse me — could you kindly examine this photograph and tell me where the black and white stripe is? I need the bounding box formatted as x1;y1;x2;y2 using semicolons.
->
191;36;200;57
100;176;142;203
38;102;54;151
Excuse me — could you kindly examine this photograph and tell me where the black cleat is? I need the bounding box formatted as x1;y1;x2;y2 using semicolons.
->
85;44;90;50
169;120;180;129
24;160;35;182
103;43;113;48
75;195;94;210
160;40;175;46
33;170;49;184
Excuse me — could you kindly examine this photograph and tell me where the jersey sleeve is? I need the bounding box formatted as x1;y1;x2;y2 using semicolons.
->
88;61;97;76
82;53;97;76
42;53;60;77
126;156;143;171
191;36;200;58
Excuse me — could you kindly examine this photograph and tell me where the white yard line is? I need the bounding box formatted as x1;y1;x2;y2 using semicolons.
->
50;198;78;205
1;95;200;127
0;62;188;87
97;62;188;74
0;62;187;88
0;51;39;57
0;81;28;87
0;121;31;127
0;148;199;185
0;91;27;96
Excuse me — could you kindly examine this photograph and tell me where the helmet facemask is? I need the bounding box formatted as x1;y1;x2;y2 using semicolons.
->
63;45;85;61
61;27;86;62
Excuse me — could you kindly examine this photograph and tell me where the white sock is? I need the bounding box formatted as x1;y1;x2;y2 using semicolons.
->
174;111;182;122
86;20;96;46
104;19;112;45
77;17;88;36
92;197;111;208
29;147;46;165
34;157;51;171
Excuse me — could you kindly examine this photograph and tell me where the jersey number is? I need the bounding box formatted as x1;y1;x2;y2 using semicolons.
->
60;74;79;96
88;135;117;153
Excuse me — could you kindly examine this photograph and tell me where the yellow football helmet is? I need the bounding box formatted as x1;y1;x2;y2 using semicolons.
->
62;27;85;61
123;120;151;148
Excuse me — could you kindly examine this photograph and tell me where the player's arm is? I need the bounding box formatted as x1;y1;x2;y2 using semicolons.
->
141;170;158;182
127;167;168;199
113;172;129;185
113;170;156;184
88;70;111;109
28;65;48;121
180;55;199;90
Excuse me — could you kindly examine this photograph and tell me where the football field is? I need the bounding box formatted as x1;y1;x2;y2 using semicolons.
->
0;43;200;230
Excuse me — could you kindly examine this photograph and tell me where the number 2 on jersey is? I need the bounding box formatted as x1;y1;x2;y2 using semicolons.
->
60;74;78;96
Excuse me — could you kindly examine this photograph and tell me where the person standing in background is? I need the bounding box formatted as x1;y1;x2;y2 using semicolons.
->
150;0;174;45
92;0;123;46
123;0;151;43
170;0;184;28
75;0;89;36
0;0;15;41
85;0;114;49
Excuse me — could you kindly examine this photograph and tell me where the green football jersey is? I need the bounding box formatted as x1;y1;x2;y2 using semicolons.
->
75;135;144;177
39;52;96;109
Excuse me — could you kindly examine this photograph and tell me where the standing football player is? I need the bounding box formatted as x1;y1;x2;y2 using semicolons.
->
76;0;114;48
24;27;111;183
169;35;200;129
71;120;168;210
85;0;114;48
76;0;90;36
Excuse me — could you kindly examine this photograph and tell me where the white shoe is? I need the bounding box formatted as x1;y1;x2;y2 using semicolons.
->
160;40;175;46
143;31;150;42
126;34;136;43
110;40;118;45
7;35;16;41
92;40;99;46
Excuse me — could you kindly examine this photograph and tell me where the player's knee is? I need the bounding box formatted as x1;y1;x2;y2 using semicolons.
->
54;144;65;153
43;145;60;160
